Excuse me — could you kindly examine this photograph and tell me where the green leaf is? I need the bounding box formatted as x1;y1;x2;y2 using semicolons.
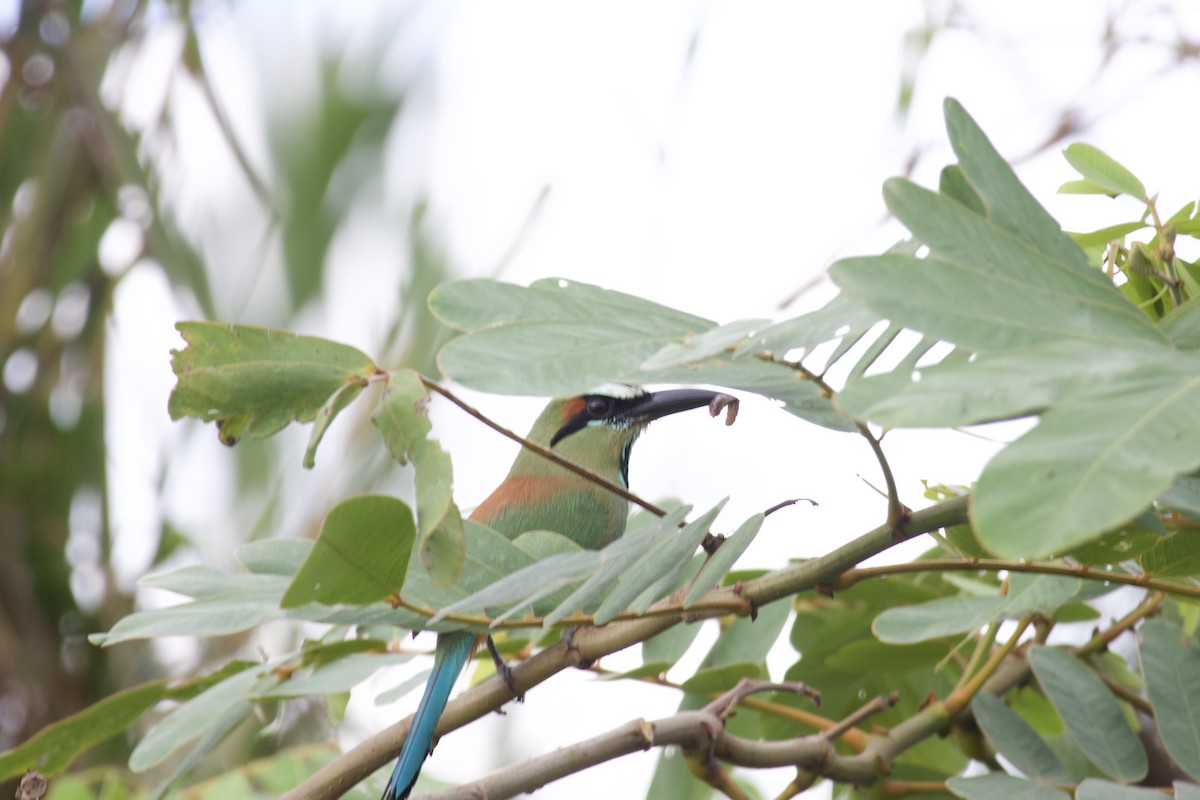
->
683;513;764;607
430;278;856;431
372;369;465;586
1067;525;1162;566
942;98;1097;276
91;576;289;646
255;653;412;699
1059;178;1119;196
281;495;415;608
1176;782;1200;800
873;596;1006;644
1053;603;1102;623
647;357;856;432
704;598;792;668
237;538;312;576
1002;574;1083;618
825;638;950;673
542;508;690;627
939;164;985;215
510;529;586;562
1075;779;1165;800
431;278;714;395
630;553;704;619
1160;476;1200;519
303;378;364;468
0;669;234;780
642;623;703;668
1139;532;1200;577
1138;618;1200;780
1069;221;1148;250
139;565;287;599
794;578;940;660
646;749;712;800
1063;143;1147;200
971;692;1070;781
141;690;262;800
426;545;598;625
371;369;434;464
973;360;1200;559
679;663;761;695
129;663;269;772
735;292;882;357
168;322;376;459
837;340;1165;428
1163;296;1200;350
942;523;990;559
397;521;548;631
641;318;769;369
592;503;723;625
833;101;1160;356
1028;645;1148;782
831;181;1159;353
430;277;713;333
948;774;1069;800
375;669;433;706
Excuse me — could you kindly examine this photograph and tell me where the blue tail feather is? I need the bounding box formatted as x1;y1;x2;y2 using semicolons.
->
382;631;476;800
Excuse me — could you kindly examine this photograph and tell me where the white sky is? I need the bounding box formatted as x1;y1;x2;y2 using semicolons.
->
86;1;1200;798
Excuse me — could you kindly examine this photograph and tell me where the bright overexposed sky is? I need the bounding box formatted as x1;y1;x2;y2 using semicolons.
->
78;1;1200;797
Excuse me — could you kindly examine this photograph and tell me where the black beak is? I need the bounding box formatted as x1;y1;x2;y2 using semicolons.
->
620;388;728;425
550;386;737;448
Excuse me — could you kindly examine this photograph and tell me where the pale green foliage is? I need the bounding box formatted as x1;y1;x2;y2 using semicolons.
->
12;98;1200;800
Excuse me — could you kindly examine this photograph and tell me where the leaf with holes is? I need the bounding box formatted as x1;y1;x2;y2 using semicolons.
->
168;322;377;465
372;368;464;586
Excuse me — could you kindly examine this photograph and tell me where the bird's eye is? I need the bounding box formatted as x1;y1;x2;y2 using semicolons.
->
585;396;614;418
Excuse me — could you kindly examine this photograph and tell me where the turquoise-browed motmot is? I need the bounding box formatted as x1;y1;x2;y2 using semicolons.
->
383;385;727;799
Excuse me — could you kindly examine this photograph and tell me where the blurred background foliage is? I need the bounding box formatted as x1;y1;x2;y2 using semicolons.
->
0;1;450;795
1;0;1198;798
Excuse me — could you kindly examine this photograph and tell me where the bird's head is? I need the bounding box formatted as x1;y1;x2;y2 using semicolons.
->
527;384;725;486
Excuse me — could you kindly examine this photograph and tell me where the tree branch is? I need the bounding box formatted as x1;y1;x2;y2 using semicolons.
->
422;680;821;800
277;496;970;800
591;666;871;751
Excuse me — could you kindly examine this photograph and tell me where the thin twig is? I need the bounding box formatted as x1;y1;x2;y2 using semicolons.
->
1098;672;1154;715
856;421;907;531
836;559;1200;600
1072;591;1163;655
879;780;950;798
953;620;1000;693
819;692;899;742
766;354;907;531
703;679;821;720
763;498;817;517
775;770;819;800
944;615;1033;716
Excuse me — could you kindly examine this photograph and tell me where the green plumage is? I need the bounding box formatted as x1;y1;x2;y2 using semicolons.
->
471;397;642;547
382;386;724;799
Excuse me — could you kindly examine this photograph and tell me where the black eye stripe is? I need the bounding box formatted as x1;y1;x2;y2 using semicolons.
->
550;393;638;447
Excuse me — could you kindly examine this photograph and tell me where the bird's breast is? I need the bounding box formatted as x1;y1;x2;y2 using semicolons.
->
469;474;628;549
